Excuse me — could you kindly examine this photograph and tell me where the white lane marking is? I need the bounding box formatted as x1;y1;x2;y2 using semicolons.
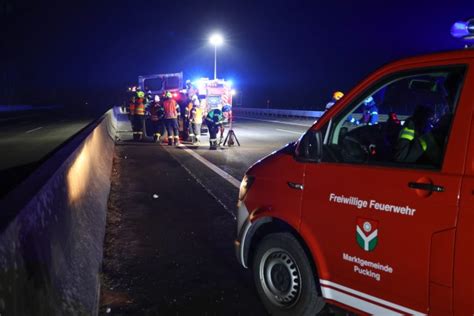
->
235;115;314;127
171;152;236;220
25;126;43;133
320;280;425;315
276;128;303;135
179;146;241;188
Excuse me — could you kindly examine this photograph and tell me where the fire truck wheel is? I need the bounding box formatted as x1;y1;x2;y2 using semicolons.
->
252;233;325;316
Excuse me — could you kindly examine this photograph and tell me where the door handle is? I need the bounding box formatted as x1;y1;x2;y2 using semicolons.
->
408;182;444;192
288;182;304;190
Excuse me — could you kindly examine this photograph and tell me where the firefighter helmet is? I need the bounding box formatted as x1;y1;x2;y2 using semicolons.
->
333;91;344;100
364;96;375;106
137;91;145;98
166;91;172;98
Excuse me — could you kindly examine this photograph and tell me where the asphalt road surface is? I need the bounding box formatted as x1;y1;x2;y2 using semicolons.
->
0;107;96;196
100;113;350;315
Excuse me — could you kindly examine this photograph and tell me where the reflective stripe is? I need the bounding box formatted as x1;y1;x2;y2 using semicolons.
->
210;138;217;141
399;128;415;141
400;133;414;141
419;138;427;151
135;104;145;115
320;280;425;315
371;111;378;115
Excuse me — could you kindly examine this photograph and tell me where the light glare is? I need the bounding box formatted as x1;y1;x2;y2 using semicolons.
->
210;34;224;46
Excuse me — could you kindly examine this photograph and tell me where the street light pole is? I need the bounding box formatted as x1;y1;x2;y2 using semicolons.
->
214;44;217;80
209;33;223;80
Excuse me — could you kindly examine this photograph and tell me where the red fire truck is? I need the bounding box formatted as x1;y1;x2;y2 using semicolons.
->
191;77;234;122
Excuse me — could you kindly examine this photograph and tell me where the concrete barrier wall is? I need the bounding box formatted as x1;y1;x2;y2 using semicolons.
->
0;109;116;315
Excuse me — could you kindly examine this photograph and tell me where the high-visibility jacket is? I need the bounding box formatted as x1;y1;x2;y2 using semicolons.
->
163;99;180;119
206;109;224;126
129;100;136;115
394;119;437;163
184;102;193;118
134;98;145;116
150;103;164;121
190;107;203;124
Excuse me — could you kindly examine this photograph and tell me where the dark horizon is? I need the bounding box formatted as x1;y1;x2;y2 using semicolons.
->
1;0;473;111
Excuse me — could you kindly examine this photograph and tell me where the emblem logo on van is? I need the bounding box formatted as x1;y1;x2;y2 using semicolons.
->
356;218;378;251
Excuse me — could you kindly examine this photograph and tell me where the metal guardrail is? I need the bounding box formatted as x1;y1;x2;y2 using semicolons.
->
120;105;406;124
233;107;408;123
233;107;324;119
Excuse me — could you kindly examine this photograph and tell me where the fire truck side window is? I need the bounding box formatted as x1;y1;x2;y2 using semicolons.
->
321;66;466;170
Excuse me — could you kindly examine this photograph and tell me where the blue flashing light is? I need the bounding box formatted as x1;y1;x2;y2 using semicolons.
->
451;18;474;39
451;21;469;38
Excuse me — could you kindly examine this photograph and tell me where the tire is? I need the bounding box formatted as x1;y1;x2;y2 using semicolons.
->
252;233;325;316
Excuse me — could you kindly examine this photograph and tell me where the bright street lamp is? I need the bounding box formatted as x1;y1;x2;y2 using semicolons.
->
209;33;224;80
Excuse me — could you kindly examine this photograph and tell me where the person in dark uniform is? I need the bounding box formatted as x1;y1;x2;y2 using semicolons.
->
205;107;224;150
150;95;165;143
394;105;441;166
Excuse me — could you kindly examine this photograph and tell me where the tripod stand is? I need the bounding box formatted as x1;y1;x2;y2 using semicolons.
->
223;113;240;147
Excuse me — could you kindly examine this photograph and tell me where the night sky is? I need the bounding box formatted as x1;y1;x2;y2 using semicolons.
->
1;0;473;111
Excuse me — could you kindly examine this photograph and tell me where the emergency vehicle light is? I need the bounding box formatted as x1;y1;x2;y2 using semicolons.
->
451;18;474;39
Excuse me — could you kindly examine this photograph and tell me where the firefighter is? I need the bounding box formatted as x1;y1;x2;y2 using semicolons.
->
163;91;181;146
132;90;146;140
189;97;203;144
128;95;136;120
325;91;344;110
222;104;232;125
183;96;195;141
360;96;379;125
394;105;440;164
186;79;192;91
205;107;224;150
145;90;154;107
150;95;165;143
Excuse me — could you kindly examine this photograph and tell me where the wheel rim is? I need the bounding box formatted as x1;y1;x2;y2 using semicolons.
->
259;247;302;308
